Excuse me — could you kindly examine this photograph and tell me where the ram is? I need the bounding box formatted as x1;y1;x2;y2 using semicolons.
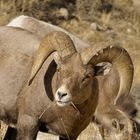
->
8;16;137;133
0;24;134;140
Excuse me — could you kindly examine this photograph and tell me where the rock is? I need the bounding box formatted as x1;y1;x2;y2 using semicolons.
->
37;132;59;140
59;8;69;20
91;22;98;30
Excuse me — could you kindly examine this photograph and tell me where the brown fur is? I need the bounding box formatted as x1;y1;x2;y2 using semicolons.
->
17;53;99;140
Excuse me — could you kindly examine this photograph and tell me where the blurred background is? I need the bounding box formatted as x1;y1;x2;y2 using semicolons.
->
0;0;140;139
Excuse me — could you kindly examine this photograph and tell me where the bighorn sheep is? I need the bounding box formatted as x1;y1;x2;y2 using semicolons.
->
7;16;137;132
0;24;133;140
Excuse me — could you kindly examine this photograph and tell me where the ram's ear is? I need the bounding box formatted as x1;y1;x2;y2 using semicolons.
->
94;62;112;76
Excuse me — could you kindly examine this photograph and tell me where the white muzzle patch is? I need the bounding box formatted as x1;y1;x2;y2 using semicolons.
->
55;85;72;107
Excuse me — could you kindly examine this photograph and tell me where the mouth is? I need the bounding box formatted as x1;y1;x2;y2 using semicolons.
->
56;100;71;107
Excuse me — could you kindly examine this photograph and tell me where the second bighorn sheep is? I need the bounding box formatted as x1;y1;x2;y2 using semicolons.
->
0;24;133;140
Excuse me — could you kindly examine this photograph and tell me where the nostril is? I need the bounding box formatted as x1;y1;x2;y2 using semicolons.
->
62;93;67;97
58;91;67;99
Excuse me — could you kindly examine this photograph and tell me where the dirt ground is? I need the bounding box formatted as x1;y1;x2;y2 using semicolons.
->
0;0;140;139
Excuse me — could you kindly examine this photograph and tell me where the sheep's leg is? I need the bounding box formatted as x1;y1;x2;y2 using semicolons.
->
4;126;17;140
16;114;38;140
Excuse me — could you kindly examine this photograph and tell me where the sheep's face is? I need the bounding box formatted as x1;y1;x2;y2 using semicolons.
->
54;53;94;107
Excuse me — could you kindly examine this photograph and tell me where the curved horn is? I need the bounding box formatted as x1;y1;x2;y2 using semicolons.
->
81;45;134;105
29;31;76;85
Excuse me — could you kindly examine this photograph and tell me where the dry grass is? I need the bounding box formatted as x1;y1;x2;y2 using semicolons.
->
0;0;140;139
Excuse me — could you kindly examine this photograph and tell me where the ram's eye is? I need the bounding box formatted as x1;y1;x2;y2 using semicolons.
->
82;73;92;82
